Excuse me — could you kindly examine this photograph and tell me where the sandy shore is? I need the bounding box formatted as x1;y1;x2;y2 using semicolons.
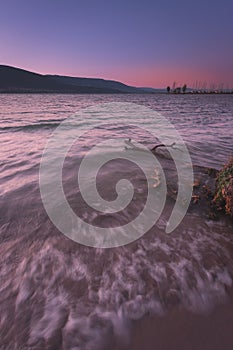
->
103;294;233;350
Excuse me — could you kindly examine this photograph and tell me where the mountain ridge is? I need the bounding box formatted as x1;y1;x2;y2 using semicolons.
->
0;65;156;94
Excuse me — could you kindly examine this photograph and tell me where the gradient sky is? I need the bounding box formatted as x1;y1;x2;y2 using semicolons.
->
0;0;232;88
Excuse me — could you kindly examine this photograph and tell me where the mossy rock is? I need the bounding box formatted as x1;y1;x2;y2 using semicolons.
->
213;156;233;216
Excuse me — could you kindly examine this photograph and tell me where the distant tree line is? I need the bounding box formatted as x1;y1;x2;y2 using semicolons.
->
166;83;187;94
166;82;233;94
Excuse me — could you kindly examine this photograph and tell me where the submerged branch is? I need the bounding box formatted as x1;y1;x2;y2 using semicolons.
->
124;139;176;152
151;142;176;151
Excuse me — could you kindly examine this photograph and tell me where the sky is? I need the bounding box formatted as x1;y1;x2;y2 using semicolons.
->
0;0;232;88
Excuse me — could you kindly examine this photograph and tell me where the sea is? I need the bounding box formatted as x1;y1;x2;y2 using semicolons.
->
0;93;233;350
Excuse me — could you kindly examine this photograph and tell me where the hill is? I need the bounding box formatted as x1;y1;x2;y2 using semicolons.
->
0;65;146;94
46;75;142;93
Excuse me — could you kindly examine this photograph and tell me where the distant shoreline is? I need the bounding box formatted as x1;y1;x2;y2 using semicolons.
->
1;65;232;95
0;91;232;94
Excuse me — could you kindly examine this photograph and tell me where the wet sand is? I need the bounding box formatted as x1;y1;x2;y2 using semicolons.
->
105;294;233;350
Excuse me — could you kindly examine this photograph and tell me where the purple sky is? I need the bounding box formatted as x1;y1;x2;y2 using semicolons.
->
1;0;232;88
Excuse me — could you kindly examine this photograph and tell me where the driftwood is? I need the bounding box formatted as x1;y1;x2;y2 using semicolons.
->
125;138;176;152
151;142;176;151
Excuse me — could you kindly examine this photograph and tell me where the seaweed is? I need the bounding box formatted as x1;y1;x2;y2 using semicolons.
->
213;156;233;216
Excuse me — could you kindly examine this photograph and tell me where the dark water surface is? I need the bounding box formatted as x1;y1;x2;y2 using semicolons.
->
0;94;233;349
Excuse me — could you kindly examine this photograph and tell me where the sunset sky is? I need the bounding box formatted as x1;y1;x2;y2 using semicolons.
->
1;0;232;88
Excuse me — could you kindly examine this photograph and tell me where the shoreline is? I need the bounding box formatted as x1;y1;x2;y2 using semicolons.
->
0;91;233;95
103;294;233;350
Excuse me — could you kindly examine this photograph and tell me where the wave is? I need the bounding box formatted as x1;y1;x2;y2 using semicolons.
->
0;122;61;133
